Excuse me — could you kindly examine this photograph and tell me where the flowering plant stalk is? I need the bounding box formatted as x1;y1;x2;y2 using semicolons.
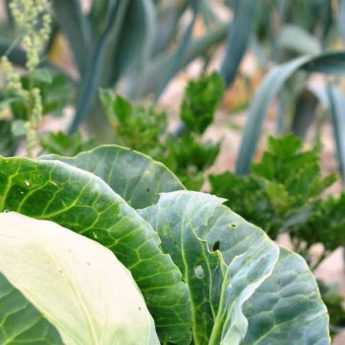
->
0;0;51;157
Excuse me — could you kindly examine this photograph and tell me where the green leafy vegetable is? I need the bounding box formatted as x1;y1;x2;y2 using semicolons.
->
100;90;167;155
212;134;345;334
211;134;344;254
41;145;184;209
139;191;329;345
40;131;95;157
0;273;62;344
53;145;330;344
242;249;330;345
0;144;331;344
236;51;345;174
100;72;222;190
181;72;224;134
164;135;220;190
319;280;345;334
299;193;345;252
0;212;159;345
0;156;192;344
140;191;279;344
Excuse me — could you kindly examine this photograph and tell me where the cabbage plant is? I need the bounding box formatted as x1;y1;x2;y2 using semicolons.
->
0;212;159;345
0;145;330;345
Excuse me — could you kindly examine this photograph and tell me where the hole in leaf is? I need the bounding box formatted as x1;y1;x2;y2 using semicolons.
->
194;265;205;279
212;241;220;251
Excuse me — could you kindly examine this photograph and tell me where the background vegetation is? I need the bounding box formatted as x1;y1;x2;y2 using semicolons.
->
1;0;345;343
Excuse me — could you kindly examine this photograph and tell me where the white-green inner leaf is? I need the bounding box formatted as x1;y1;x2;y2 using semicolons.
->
0;212;160;345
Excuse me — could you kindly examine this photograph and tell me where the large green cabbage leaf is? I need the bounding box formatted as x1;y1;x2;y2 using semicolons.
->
242;249;330;345
41;145;184;209
139;191;330;345
0;156;191;344
0;146;331;344
139;192;279;345
0;212;159;345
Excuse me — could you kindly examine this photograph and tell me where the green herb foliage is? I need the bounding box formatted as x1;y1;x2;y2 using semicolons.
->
318;280;345;335
100;72;224;190
211;134;344;250
181;72;224;134
40;131;95;157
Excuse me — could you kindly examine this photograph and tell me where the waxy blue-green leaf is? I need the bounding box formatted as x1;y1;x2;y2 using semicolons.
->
69;1;130;133
0;212;160;345
0;156;191;345
277;25;321;55
152;1;188;56
291;89;319;140
52;0;92;75
236;51;345;174
109;0;156;85
140;191;330;345
131;22;228;99
220;0;257;86
69;0;156;132
339;0;345;44
41;145;184;209
326;86;345;181
154;0;200;100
